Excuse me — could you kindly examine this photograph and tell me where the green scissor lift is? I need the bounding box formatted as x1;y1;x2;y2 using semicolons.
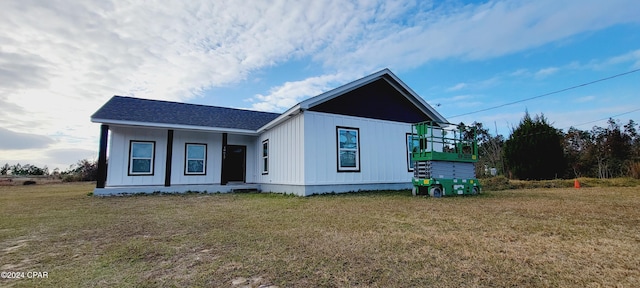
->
410;121;481;197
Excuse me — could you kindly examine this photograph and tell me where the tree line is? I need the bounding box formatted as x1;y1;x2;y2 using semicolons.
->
471;112;639;180
1;159;99;182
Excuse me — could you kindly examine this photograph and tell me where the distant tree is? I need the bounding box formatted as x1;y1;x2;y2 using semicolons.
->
2;163;49;176
624;120;639;158
564;127;594;178
11;164;25;175
0;163;9;175
76;159;98;181
503;112;566;180
51;168;61;178
465;122;505;176
31;165;48;175
63;159;99;182
624;120;640;178
25;164;47;175
588;119;634;178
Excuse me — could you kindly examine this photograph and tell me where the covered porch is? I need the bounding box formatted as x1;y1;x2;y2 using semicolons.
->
93;182;260;196
93;124;260;195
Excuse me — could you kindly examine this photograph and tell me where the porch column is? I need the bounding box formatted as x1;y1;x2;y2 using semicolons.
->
221;133;227;185
164;129;174;187
96;124;109;188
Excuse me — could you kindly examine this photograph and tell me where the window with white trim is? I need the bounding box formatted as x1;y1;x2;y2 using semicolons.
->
337;126;360;172
185;143;207;175
262;139;269;175
129;141;155;175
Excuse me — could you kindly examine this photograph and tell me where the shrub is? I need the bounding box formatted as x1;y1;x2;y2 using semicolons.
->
629;162;640;179
503;112;566;180
64;159;98;182
481;176;511;191
62;174;82;183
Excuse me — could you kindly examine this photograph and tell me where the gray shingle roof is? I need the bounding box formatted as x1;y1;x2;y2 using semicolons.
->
91;96;280;131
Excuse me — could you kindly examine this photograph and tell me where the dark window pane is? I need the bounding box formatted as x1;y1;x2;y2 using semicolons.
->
340;151;356;167
187;160;204;173
132;159;151;173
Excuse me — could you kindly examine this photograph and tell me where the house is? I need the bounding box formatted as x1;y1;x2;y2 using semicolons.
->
91;69;447;196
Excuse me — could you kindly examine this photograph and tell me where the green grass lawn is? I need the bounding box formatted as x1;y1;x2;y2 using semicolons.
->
1;183;639;287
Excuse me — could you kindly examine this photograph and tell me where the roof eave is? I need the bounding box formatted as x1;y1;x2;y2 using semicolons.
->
91;118;259;135
256;104;302;133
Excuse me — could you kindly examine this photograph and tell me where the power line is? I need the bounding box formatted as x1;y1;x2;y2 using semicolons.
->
446;68;640;119
567;107;640;129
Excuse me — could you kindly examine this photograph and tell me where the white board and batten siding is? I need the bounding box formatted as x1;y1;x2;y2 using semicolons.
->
169;130;222;185
107;126;258;186
107;126;168;186
257;112;305;187
107;111;415;193
303;111;414;186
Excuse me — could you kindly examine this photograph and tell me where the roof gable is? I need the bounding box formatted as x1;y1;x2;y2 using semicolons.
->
303;69;445;124
259;69;447;131
92;96;280;131
308;77;431;123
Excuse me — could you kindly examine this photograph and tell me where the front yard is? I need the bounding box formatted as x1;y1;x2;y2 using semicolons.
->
1;183;638;287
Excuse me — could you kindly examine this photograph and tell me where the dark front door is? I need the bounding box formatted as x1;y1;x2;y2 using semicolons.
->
223;145;246;182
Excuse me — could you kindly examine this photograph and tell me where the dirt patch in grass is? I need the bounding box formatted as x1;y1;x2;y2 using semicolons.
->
1;183;639;287
0;176;64;186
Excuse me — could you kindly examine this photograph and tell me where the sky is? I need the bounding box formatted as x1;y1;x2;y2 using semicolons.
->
1;0;639;171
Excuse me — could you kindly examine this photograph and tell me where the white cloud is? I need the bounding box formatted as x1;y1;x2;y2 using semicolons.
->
428;94;485;116
316;0;640;69
0;147;95;171
450;95;474;102
446;83;467;92
574;95;596;103
442;76;502;94
0;0;374;164
250;72;349;112
1;0;639;167
535;67;559;78
605;49;640;68
0;127;55;150
45;148;98;170
509;69;529;77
